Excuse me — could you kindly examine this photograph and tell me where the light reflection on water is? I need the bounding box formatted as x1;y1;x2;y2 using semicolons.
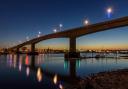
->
53;74;57;84
0;53;128;88
36;67;43;82
26;67;30;77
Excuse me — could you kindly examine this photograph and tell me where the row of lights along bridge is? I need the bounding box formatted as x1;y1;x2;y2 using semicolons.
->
11;7;113;47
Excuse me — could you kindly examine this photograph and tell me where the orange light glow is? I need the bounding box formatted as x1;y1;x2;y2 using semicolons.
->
37;68;42;82
53;74;57;84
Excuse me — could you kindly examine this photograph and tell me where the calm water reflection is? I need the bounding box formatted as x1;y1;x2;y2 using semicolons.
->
0;54;128;88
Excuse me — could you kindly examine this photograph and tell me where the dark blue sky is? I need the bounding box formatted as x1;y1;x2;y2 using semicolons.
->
0;0;128;49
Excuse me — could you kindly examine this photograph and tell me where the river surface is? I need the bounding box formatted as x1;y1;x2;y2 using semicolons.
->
0;53;128;89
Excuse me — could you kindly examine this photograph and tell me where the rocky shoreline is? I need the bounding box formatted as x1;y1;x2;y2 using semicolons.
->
66;69;128;89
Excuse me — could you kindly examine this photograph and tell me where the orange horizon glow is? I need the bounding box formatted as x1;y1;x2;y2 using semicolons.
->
20;43;128;50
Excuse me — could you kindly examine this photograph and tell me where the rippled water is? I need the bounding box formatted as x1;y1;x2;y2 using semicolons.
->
0;53;128;89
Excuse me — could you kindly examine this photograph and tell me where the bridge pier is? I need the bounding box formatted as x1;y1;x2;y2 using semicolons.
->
65;37;80;58
27;43;38;55
31;43;35;52
16;48;20;54
70;37;76;52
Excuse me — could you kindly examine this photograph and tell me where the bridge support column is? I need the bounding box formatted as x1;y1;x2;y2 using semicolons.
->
70;37;76;52
28;43;38;55
31;43;35;53
16;48;20;54
65;37;80;58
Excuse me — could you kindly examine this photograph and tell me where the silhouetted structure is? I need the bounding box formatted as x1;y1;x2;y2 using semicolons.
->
9;16;128;58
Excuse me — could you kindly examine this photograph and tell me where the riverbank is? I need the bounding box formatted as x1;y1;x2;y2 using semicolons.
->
65;69;128;89
74;69;128;89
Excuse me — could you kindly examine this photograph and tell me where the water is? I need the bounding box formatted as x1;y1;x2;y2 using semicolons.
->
0;53;128;89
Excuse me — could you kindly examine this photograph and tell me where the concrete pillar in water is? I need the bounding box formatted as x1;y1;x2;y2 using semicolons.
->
69;37;76;52
31;43;35;53
28;43;38;55
65;37;80;58
16;48;20;54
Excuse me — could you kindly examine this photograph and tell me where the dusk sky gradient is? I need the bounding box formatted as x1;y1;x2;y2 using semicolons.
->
0;0;128;50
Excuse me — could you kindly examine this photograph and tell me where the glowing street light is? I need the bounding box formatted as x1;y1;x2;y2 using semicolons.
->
53;29;57;33
59;24;63;31
107;7;113;18
84;19;89;26
37;34;40;37
37;31;42;37
107;8;112;13
38;31;41;35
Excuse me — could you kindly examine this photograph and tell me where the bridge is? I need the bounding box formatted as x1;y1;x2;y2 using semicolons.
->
9;16;128;58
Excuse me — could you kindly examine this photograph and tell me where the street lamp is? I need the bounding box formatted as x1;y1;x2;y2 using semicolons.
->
38;31;41;37
38;31;41;35
84;19;89;26
59;24;63;31
37;34;40;37
107;7;112;18
53;29;57;33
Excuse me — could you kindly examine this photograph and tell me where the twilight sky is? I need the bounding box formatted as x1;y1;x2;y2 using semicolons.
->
0;0;128;50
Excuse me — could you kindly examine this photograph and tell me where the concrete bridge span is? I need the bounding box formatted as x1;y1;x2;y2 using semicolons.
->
9;16;128;57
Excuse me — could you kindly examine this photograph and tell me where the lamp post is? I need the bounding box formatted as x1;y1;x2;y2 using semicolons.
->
59;24;63;31
53;29;57;33
84;19;89;26
38;31;41;37
107;7;112;18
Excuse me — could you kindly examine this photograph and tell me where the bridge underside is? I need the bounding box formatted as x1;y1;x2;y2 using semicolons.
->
65;37;80;58
12;37;80;58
